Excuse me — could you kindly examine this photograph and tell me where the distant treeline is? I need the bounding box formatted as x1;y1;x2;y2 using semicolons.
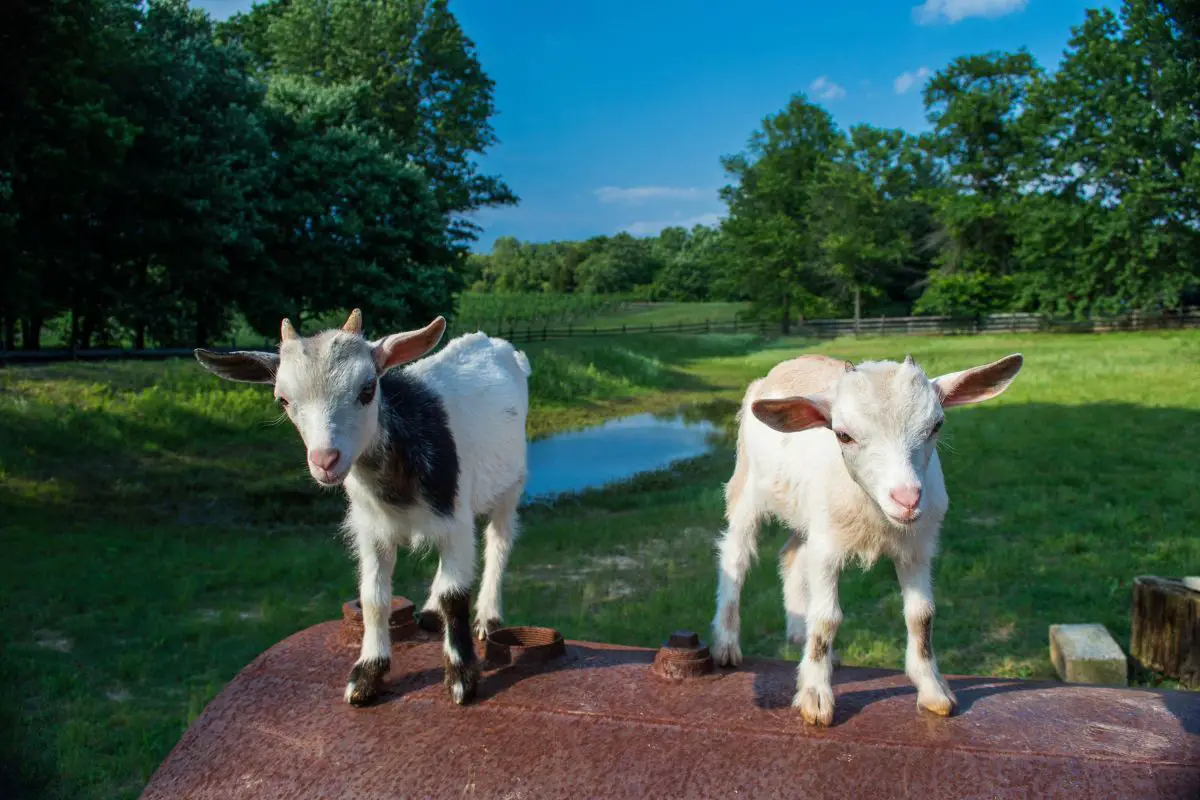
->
2;0;1197;348
472;0;1200;331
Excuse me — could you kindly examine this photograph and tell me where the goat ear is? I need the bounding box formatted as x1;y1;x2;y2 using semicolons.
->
194;349;279;384
932;353;1023;408
371;316;447;373
751;395;831;433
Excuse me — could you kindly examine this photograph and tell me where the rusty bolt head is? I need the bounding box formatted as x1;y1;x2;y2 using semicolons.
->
653;629;714;680
668;631;701;649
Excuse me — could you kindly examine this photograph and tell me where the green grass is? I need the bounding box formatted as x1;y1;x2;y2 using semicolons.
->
453;294;752;337
592;301;751;328
2;330;1198;799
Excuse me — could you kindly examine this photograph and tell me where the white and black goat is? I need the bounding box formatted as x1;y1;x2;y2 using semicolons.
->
712;352;1023;726
195;310;531;706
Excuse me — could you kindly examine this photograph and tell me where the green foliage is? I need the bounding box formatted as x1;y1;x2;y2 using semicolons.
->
470;227;734;302
4;331;1199;798
1013;1;1200;314
219;0;516;236
455;292;633;330
913;271;1015;319
3;0;504;350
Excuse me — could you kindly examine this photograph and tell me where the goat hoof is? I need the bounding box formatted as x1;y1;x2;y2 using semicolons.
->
474;618;501;641
713;641;742;668
344;656;389;707
918;685;957;717
794;685;835;726
445;660;480;705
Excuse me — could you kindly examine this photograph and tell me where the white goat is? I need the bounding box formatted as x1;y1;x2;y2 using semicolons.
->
711;351;1023;726
195;310;531;707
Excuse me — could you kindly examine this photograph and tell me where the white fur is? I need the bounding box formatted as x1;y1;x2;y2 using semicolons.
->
343;332;530;684
712;353;1021;725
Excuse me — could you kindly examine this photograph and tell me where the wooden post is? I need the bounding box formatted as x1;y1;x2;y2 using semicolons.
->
854;287;861;337
1131;576;1200;688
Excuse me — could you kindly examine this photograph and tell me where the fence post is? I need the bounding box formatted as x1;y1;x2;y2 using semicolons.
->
733;319;738;333
650;323;654;333
705;318;710;333
568;323;573;337
622;324;626;334
543;324;548;341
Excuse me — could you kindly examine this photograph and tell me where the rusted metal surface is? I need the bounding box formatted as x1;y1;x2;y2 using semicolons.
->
336;597;418;648
485;626;566;666
142;598;1200;800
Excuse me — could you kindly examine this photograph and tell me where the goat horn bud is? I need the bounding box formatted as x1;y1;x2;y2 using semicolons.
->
903;354;915;366
281;318;298;342
343;308;363;335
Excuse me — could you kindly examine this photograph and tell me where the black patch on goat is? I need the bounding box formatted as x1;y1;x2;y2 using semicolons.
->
440;589;479;704
915;611;934;661
356;371;459;516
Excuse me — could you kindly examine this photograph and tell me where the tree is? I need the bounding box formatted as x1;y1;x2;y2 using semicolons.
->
652;225;729;302
720;95;844;332
1015;0;1199;314
0;0;138;349
98;0;271;348
239;75;459;338
219;0;516;244
920;51;1042;315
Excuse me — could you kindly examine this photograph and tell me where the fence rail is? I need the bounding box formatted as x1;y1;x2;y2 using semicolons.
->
2;307;1197;365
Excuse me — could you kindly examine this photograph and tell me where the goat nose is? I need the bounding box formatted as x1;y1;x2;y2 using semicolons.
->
308;448;342;471
889;485;922;510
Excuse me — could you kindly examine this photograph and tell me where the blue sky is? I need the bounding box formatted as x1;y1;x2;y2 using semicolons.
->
195;0;1114;251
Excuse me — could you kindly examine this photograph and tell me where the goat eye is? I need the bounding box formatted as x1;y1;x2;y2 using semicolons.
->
358;380;377;405
276;396;289;409
835;430;854;445
930;420;944;436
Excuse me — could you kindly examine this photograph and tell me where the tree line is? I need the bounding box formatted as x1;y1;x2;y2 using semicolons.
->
2;0;1195;349
1;0;511;350
472;0;1199;331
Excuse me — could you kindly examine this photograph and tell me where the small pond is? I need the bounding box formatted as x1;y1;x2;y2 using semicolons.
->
522;403;734;503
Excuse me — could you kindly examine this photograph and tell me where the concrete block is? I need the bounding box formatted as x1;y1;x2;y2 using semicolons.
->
1049;623;1128;686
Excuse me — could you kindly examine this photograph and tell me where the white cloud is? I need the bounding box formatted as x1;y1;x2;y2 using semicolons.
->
594;186;703;205
894;66;932;95
809;76;846;101
913;0;1027;25
623;212;723;237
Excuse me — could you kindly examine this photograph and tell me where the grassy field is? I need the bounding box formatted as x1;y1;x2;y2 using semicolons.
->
452;294;752;336
2;330;1198;799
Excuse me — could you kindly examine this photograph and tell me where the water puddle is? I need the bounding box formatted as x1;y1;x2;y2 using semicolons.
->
522;401;735;503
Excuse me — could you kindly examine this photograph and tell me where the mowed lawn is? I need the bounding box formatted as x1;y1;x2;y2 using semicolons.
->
2;330;1198;799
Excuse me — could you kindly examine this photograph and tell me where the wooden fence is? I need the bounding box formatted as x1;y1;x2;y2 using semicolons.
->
2;307;1197;365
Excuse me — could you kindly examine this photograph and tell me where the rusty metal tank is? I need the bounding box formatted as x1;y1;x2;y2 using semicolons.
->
141;597;1200;799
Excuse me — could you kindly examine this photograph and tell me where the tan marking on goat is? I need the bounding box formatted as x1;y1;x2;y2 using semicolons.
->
757;355;848;400
721;600;740;632
779;533;803;574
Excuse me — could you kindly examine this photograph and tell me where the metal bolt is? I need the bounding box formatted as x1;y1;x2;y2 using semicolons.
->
668;631;700;648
